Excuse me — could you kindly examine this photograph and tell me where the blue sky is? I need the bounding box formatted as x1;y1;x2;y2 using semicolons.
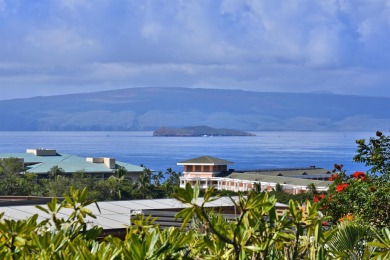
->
1;0;390;100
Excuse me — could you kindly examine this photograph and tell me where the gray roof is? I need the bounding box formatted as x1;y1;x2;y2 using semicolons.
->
178;156;233;165
0;197;288;230
0;152;144;174
225;172;332;187
235;167;332;178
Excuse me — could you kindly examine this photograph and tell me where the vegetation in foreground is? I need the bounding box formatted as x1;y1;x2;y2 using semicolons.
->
0;184;388;259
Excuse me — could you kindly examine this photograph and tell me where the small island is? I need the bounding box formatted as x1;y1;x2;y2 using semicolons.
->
153;126;256;137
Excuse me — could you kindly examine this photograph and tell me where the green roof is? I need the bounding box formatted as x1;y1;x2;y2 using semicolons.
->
178;156;233;165
0;152;144;174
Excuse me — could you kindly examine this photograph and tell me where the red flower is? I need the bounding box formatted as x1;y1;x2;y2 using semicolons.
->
351;171;366;180
336;183;349;192
329;173;339;181
313;194;326;202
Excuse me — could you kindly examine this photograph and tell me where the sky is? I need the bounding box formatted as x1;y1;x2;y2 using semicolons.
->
1;0;390;100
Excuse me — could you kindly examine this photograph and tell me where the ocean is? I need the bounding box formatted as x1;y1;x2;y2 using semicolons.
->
0;131;374;174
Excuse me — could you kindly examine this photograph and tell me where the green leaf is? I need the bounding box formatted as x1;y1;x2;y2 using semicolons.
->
193;182;200;203
80;188;88;203
35;205;49;214
175;207;195;230
244;245;262;252
203;186;215;203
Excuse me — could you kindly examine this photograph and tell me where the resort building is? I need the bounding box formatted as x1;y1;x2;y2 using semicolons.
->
177;156;233;178
0;149;144;180
178;156;332;194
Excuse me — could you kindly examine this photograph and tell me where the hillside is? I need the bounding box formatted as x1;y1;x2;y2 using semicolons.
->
0;87;389;131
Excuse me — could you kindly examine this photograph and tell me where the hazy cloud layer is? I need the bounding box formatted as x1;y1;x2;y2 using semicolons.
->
1;0;390;99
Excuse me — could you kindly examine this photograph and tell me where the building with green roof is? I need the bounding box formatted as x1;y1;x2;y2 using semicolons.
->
0;149;144;180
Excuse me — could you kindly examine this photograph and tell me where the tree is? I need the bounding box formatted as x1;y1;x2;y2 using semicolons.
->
0;157;24;174
132;168;154;199
275;182;283;192
307;182;318;195
43;175;72;197
326;220;376;259
47;165;65;179
114;165;127;178
161;167;182;198
95;176;125;201
13;173;43;196
0;158;41;196
320;131;390;228
354;130;390;178
151;171;164;186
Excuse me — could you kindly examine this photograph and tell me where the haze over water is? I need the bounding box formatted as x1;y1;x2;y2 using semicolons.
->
0;131;373;174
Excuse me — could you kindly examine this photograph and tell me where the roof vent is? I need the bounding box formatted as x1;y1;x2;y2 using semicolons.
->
86;157;116;169
26;149;57;156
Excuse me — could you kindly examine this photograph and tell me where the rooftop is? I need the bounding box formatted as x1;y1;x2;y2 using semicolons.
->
177;156;233;165
225;172;332;187
0;197;288;231
0;149;144;174
231;167;331;178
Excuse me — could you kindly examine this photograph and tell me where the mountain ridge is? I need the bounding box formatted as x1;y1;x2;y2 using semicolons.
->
0;87;389;131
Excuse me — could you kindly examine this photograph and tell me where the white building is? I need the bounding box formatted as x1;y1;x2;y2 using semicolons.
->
178;156;331;194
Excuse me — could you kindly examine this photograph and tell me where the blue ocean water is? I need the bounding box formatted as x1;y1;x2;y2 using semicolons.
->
0;131;374;173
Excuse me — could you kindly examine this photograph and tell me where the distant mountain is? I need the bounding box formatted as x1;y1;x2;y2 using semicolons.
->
0;87;389;131
153;126;256;137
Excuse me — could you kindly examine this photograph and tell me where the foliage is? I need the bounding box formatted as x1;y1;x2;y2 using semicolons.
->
326;220;376;259
320;131;390;228
369;227;390;259
0;158;42;196
354;131;390;178
0;157;24;174
160;167;182;198
268;190;313;204
0;186;389;259
0;162;182;201
320;165;390;228
0;187;103;259
174;183;333;259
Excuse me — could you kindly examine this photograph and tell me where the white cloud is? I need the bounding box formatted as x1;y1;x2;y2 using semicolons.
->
58;0;91;11
1;0;390;98
141;23;163;41
0;0;5;15
305;26;341;67
24;28;101;63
